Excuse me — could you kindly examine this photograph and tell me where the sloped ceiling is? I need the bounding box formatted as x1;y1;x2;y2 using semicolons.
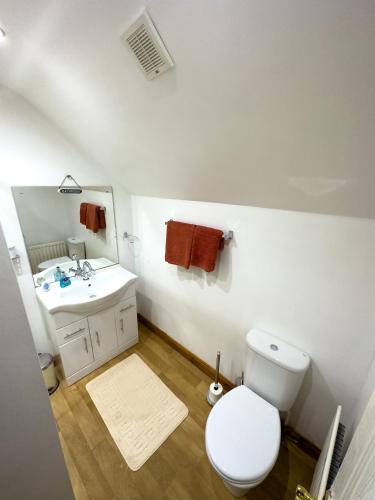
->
1;0;374;218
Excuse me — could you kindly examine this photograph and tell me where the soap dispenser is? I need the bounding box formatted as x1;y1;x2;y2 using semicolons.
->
59;270;71;288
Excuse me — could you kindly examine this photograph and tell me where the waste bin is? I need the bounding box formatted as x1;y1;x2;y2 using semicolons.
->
38;353;59;395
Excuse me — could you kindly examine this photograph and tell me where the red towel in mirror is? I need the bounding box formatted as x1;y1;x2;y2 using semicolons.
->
165;221;195;269
190;225;224;272
85;204;106;233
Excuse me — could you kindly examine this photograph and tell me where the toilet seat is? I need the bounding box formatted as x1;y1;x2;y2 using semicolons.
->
206;447;269;487
205;385;280;485
38;256;71;271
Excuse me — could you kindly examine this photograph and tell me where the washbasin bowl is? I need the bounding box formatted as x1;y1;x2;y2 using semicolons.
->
59;282;99;301
36;264;137;314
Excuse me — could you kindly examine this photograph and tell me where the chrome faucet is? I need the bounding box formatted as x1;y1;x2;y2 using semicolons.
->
81;260;95;280
69;254;95;280
69;260;94;280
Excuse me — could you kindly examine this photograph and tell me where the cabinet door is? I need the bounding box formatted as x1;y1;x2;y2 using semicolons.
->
88;307;117;360
115;297;138;347
59;333;93;377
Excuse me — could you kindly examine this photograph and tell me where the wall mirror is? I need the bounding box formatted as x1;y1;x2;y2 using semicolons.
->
12;186;118;286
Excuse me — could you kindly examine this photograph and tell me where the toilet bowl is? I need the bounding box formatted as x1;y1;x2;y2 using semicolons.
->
205;329;310;496
205;385;280;497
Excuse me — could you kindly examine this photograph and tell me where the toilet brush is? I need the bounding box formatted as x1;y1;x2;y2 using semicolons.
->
207;351;223;406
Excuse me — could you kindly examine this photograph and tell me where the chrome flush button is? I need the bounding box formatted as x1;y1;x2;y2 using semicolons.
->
270;344;279;351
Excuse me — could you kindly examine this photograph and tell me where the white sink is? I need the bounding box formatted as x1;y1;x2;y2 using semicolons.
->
36;264;137;314
59;282;99;301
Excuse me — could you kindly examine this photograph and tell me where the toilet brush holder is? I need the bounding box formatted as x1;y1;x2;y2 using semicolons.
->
207;351;223;406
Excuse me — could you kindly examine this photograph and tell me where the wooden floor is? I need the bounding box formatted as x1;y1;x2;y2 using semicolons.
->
50;323;315;500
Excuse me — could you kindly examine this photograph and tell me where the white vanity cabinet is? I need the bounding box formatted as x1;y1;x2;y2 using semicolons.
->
36;265;139;385
48;283;138;385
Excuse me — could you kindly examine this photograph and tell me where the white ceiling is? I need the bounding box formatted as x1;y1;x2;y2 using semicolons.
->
1;0;374;218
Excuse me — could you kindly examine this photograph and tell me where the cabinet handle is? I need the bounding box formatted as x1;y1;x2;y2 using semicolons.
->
120;318;124;333
95;331;100;346
84;337;88;353
64;327;85;339
120;304;134;313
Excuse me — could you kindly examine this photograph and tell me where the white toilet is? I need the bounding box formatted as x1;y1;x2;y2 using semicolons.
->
205;329;310;497
37;237;85;271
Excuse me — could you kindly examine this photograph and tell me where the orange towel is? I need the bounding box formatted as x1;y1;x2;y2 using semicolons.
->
80;203;87;225
165;221;195;269
85;204;106;233
190;225;224;272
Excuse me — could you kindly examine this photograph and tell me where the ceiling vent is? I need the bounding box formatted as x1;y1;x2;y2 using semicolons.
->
121;11;174;80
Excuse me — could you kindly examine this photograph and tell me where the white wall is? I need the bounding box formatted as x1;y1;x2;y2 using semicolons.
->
0;87;135;353
349;353;375;437
132;195;375;447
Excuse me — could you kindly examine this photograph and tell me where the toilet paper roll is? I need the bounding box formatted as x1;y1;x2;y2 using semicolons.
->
207;382;223;406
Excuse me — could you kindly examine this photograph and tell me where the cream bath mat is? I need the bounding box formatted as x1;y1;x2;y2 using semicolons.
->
86;353;188;471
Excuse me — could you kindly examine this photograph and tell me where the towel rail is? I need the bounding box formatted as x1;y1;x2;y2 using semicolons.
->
164;220;233;241
83;204;106;212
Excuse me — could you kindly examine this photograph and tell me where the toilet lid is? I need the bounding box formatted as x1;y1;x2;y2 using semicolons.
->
38;256;71;270
205;385;280;484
